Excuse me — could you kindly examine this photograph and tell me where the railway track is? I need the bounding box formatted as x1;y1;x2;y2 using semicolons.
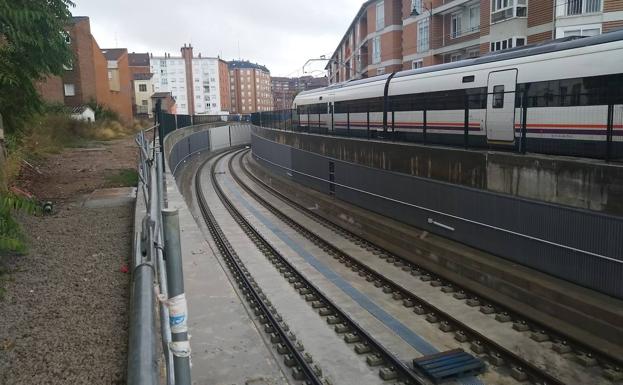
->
196;150;325;385
197;149;429;384
230;149;622;385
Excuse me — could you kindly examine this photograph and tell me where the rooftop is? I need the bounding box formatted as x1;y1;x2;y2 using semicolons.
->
129;53;150;67
101;48;127;61
133;73;154;81
151;92;174;99
228;60;270;73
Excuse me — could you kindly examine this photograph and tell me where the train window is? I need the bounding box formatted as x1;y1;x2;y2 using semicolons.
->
462;75;475;83
492;85;504;108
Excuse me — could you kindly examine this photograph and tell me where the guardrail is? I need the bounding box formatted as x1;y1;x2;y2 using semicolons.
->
129;125;191;385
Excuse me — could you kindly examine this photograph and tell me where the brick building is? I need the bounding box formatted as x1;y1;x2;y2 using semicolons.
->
36;17;134;123
101;49;133;123
271;76;329;110
150;45;230;115
327;0;623;84
229;60;273;114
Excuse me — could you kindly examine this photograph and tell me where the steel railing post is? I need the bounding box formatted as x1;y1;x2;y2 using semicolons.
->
162;209;192;385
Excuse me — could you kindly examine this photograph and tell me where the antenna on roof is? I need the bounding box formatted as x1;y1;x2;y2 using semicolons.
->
237;40;241;61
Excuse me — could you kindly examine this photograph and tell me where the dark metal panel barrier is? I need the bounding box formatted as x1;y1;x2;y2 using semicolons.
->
251;133;623;298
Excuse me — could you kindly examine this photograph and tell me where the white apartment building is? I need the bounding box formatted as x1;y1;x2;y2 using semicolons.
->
150;45;229;116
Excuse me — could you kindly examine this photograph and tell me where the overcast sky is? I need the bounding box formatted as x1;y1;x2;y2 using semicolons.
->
72;0;363;77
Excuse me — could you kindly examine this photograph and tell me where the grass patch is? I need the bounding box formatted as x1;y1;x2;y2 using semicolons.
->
105;168;139;188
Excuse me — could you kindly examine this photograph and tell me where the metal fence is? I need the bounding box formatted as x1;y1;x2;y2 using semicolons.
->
130;127;191;385
251;90;623;161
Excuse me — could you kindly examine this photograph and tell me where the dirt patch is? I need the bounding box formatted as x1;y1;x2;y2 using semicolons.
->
0;136;138;384
16;136;138;201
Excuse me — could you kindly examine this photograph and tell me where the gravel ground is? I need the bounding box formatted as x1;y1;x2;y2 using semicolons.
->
0;137;137;385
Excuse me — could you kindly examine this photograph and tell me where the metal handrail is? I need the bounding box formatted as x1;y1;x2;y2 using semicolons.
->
130;124;190;385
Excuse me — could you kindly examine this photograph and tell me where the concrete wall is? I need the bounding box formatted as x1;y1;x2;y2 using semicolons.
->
253;127;623;216
164;123;252;175
251;132;623;298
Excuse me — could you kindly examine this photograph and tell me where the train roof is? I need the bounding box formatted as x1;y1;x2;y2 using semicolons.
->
298;29;623;98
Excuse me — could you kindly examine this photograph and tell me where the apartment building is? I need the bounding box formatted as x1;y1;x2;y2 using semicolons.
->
36;17;134;123
150;44;230;115
328;0;623;84
229;61;273;114
271;76;328;110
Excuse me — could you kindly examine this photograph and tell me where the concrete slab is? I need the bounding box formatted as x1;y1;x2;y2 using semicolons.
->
220;152;513;385
84;187;136;208
165;153;289;385
205;155;384;385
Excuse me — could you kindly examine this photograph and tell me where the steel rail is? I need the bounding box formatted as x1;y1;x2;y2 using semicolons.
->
194;150;324;385
206;149;427;384
232;149;613;385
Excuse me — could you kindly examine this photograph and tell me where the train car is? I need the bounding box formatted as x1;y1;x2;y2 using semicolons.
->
293;30;623;158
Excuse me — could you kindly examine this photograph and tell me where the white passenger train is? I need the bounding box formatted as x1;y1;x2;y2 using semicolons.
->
293;30;623;158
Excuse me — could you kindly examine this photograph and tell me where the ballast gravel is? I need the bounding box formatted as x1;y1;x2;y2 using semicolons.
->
0;203;132;384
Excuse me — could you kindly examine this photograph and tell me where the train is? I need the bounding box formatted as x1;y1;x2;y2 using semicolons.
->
292;30;623;159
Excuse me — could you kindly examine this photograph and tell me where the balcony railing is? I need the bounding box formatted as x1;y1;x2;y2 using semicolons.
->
565;0;601;15
450;26;480;39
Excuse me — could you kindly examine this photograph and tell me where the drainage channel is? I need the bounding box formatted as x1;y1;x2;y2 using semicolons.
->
205;149;429;385
195;151;324;385
234;149;620;385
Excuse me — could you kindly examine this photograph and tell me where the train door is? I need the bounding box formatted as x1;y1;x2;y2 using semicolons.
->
486;69;517;142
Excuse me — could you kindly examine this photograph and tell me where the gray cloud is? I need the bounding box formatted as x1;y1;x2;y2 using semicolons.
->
73;0;363;76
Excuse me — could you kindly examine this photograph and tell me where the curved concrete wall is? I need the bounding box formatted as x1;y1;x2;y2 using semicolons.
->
164;123;252;175
251;131;623;299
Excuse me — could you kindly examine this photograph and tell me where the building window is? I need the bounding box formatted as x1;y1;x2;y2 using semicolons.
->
490;36;526;52
451;13;462;38
557;24;601;38
108;71;113;80
139;84;147;92
491;0;527;23
449;53;462;62
377;67;386;75
412;60;423;69
469;5;480;32
467;48;480;58
376;1;385;31
142;100;148;106
372;36;381;64
417;18;430;52
411;0;422;15
63;83;75;96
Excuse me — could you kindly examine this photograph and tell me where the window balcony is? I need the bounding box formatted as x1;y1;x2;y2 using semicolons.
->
450;25;480;39
559;0;602;16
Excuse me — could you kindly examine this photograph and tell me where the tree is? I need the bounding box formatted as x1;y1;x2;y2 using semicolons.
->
0;0;75;132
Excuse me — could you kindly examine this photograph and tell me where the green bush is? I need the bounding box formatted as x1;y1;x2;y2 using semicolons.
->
0;193;40;254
